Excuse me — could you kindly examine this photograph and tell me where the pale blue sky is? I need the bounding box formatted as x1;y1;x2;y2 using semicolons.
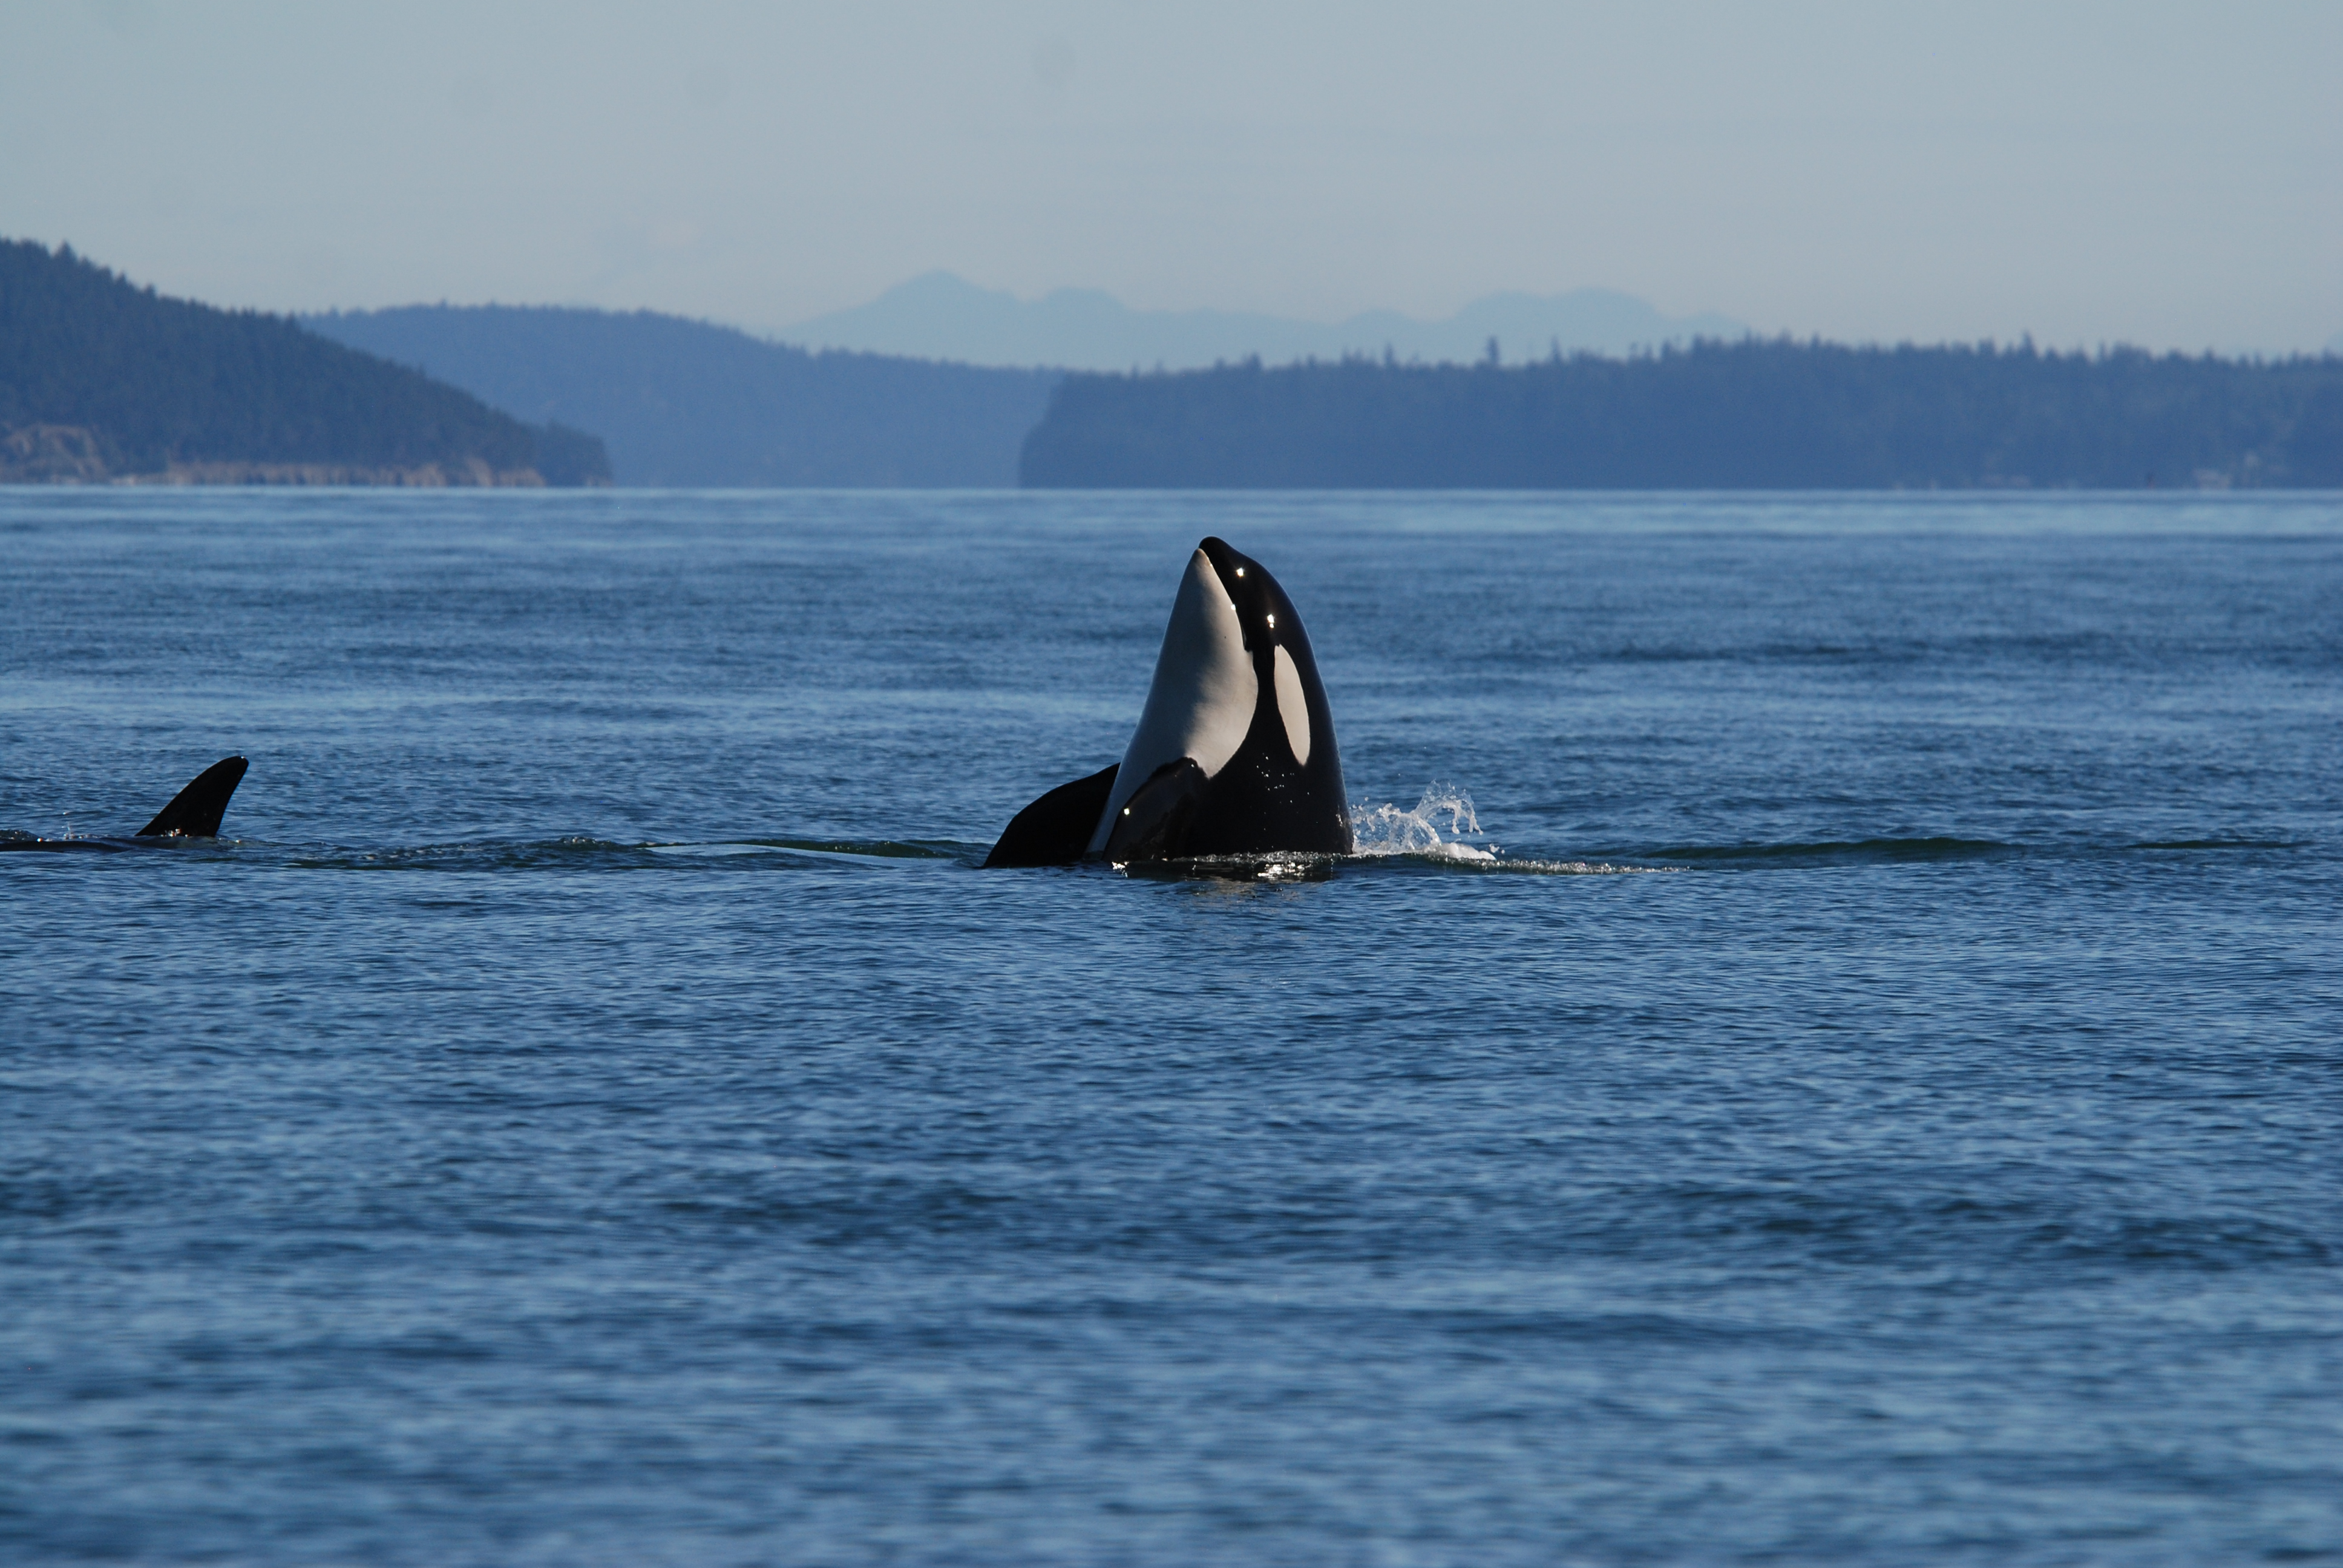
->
3;1;2336;353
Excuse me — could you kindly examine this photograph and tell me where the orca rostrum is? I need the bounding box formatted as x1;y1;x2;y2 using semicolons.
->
0;756;249;854
985;539;1352;867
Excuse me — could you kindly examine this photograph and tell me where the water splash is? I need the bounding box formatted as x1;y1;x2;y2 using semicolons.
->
1352;784;1498;862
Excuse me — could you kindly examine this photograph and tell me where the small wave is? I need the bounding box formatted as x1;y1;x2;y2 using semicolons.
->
730;838;960;861
1354;784;1499;862
1463;857;1667;876
303;835;658;872
1652;835;2014;866
306;835;966;871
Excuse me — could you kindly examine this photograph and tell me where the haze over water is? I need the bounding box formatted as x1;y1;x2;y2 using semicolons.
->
4;489;2340;1564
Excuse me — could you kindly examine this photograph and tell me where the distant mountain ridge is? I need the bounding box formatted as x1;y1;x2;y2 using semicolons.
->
782;272;1746;372
303;306;1058;488
0;240;607;485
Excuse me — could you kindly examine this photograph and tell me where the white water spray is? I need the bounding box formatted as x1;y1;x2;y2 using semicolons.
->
1352;784;1498;862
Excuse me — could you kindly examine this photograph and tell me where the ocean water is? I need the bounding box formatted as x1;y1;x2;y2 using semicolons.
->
3;488;2339;1567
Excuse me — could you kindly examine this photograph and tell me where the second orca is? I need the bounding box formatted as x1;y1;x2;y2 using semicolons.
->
0;756;249;854
985;538;1353;867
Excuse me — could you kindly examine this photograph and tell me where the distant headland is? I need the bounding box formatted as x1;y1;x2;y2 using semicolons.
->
0;241;608;486
1021;341;2343;491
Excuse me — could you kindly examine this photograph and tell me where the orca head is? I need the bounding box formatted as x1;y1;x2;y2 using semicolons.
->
1194;537;1323;773
1088;538;1349;859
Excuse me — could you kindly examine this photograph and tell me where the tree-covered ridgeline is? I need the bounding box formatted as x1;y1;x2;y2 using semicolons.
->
1021;339;2343;490
0;240;608;485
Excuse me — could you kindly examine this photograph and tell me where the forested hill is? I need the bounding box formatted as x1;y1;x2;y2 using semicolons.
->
304;306;1061;487
1022;340;2343;490
0;240;607;485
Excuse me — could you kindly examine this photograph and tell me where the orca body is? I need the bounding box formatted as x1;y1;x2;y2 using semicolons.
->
0;756;249;854
985;539;1351;867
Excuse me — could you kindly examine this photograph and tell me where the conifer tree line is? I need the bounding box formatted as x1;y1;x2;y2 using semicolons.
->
1022;339;2343;489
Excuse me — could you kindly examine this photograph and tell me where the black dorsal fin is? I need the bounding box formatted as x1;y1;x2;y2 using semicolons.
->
137;756;249;838
983;763;1117;867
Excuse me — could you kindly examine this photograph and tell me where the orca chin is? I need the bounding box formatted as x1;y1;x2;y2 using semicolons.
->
984;540;1352;868
0;756;249;854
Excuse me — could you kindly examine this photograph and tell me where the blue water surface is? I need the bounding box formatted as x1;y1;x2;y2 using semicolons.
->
4;488;2340;1566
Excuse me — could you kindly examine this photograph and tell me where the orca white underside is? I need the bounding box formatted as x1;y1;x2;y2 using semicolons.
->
1088;547;1259;855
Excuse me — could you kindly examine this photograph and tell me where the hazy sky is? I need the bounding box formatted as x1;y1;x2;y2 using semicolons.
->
4;1;2337;352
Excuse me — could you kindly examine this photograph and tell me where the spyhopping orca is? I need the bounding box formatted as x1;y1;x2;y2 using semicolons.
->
0;756;249;854
986;539;1352;867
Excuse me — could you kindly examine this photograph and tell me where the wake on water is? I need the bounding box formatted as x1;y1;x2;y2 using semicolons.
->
10;786;1650;877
